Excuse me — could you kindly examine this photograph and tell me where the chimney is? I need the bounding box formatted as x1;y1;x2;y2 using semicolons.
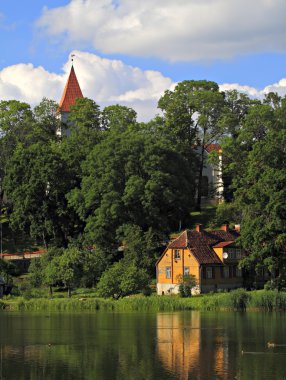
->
221;224;229;232
234;224;241;232
196;224;203;233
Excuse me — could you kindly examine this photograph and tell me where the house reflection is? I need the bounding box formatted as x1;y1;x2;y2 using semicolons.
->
156;312;230;379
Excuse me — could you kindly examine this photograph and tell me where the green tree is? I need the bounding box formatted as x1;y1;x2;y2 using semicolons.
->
116;224;163;275
0;100;35;194
219;90;254;138
33;97;60;138
158;80;225;209
61;98;103;186
101;104;137;132
29;247;63;295
69;125;195;251
222;101;275;199
0;258;16;283
80;249;108;288
235;127;286;289
4;142;81;247
96;260;149;299
58;247;83;297
68;97;101;134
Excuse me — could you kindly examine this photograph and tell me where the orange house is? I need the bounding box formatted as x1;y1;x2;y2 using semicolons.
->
156;224;243;295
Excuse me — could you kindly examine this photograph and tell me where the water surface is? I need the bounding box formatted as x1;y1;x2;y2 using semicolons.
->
0;311;286;379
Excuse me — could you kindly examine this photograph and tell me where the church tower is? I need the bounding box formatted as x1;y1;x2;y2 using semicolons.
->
57;64;83;135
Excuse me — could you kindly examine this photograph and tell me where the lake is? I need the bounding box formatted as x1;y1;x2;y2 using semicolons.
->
0;311;286;379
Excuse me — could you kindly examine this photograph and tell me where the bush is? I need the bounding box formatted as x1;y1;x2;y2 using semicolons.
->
228;288;250;310
177;274;196;298
17;281;33;300
178;283;192;297
142;286;152;297
96;261;150;299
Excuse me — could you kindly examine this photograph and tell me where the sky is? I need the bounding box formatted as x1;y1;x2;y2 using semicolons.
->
1;0;286;120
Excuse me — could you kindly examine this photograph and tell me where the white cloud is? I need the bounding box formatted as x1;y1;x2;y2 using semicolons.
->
0;51;173;121
37;0;286;62
0;64;62;103
1;50;286;122
219;83;262;98
220;78;286;99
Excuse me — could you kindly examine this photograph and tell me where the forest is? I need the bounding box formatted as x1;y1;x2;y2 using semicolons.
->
1;80;286;296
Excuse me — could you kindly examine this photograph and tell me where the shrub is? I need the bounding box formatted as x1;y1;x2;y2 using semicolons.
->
96;261;150;299
228;288;250;310
142;286;152;297
177;274;196;298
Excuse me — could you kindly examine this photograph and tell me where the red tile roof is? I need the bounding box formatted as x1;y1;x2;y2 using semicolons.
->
167;229;239;265
204;143;221;153
213;241;235;248
58;65;83;113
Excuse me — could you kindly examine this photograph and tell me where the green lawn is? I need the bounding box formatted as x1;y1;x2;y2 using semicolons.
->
190;203;218;229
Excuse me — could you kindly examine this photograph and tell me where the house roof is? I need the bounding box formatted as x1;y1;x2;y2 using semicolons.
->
204;143;221;153
213;241;235;248
58;65;83;113
166;229;239;265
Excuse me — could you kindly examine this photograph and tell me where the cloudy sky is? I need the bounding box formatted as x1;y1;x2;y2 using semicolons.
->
1;0;286;120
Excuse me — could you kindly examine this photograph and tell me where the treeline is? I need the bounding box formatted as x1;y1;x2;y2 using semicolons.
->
0;81;286;294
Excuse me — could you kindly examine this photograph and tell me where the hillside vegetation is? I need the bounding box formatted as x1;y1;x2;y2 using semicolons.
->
1;83;286;295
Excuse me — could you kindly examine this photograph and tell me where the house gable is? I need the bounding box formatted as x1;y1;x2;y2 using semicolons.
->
156;225;243;294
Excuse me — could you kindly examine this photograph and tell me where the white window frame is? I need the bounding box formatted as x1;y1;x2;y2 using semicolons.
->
174;249;181;260
184;267;190;276
166;267;171;279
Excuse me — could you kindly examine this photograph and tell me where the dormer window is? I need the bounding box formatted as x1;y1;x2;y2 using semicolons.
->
174;250;181;260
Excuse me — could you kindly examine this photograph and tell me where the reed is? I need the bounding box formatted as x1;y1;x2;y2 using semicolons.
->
3;290;286;312
248;290;286;311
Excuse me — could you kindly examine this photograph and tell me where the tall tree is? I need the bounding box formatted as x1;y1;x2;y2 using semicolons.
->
33;97;60;139
0;100;35;198
101;104;137;132
61;98;103;184
222;101;275;196
68;125;196;253
4;141;81;247
236;127;286;289
158;80;225;210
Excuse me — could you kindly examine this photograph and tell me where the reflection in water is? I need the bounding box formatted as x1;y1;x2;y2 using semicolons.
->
156;312;230;379
1;312;286;379
157;313;200;379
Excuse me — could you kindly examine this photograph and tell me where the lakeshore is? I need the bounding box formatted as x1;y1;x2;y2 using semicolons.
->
2;289;286;312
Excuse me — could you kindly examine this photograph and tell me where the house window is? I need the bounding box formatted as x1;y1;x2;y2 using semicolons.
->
223;266;229;278
228;249;235;259
174;250;181;260
228;248;242;260
166;267;171;279
184;267;190;276
206;267;213;279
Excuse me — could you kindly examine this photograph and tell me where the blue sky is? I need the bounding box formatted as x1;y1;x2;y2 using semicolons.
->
1;0;286;120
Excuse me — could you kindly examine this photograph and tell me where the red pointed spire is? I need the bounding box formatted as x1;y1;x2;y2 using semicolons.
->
58;65;83;112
